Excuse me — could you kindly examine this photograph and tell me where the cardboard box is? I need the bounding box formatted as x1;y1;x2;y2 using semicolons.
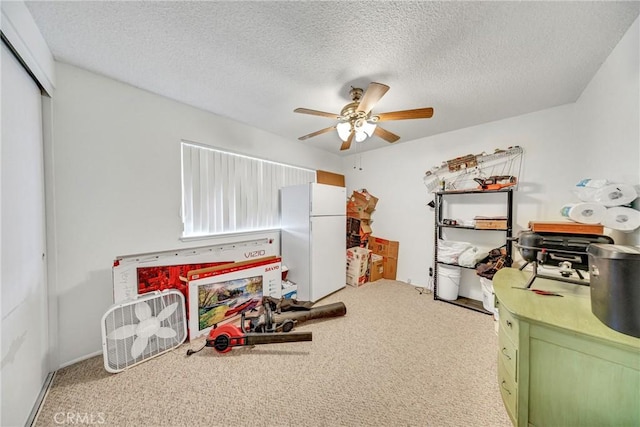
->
186;257;282;340
528;221;604;235
347;261;369;276
346;247;371;287
347;247;371;262
316;170;345;187
347;206;371;219
346;271;367;287
474;218;508;230
347;217;361;235
369;254;384;282
350;190;378;213
347;201;373;220
111;235;280;303
346;247;371;276
369;236;399;258
360;221;372;235
382;256;398;280
347;235;363;249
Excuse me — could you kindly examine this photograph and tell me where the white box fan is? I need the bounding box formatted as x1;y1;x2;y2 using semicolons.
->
101;290;187;373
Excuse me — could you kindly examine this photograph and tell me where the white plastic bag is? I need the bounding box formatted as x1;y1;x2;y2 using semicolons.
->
438;240;472;264
458;246;479;267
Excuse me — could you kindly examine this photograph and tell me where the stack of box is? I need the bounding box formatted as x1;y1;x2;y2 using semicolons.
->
346;189;378;248
346;247;371;287
368;236;399;280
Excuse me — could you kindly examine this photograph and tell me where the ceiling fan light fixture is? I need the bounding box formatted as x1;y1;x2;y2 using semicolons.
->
355;130;367;143
353;118;376;142
360;120;377;138
336;121;352;141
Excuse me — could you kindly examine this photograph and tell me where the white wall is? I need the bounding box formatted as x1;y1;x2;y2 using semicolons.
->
574;17;639;245
343;17;639;296
48;63;343;366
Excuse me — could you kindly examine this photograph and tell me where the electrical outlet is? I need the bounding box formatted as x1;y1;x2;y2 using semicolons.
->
429;267;434;277
407;278;412;284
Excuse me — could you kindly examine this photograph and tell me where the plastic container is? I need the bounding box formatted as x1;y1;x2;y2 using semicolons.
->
437;265;461;301
479;277;495;313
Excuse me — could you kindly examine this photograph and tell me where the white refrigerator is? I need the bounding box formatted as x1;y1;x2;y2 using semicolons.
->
280;183;346;302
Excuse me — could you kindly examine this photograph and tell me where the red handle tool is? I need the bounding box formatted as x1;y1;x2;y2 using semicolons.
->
512;287;563;297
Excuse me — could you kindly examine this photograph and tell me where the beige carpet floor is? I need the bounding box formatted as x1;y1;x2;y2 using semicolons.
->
34;280;511;427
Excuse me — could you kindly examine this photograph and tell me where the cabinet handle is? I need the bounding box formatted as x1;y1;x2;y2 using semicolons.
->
501;380;512;395
506;320;512;328
501;347;511;360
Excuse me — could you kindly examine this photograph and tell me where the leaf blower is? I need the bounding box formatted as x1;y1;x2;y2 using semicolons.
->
203;323;312;354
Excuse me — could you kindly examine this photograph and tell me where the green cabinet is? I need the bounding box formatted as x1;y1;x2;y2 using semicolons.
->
494;268;640;426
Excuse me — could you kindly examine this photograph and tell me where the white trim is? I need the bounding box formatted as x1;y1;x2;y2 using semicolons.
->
58;350;103;369
42;95;59;371
179;228;281;243
1;0;55;95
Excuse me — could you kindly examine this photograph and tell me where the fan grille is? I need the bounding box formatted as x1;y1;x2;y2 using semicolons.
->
101;290;187;373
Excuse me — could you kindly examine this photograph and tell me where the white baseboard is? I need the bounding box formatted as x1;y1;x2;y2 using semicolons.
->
59;350;103;369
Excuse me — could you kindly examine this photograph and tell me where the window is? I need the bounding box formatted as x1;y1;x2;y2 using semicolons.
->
181;142;316;237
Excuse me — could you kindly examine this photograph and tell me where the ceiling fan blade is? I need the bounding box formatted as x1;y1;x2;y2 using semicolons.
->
294;108;340;119
376;107;434;121
374;126;400;143
356;82;390;114
298;125;337;141
340;132;355;151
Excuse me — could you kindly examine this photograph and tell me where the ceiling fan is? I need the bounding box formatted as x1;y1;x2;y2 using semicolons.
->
294;82;434;151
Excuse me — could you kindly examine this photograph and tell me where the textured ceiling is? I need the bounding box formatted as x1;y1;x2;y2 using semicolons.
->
25;1;640;156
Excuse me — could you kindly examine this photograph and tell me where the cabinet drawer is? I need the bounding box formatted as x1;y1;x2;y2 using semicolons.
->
498;357;517;424
498;326;517;382
497;301;519;345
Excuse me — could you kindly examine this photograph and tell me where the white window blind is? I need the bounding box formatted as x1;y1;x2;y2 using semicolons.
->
181;142;316;237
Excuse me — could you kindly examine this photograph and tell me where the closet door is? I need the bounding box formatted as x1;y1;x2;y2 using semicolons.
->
1;41;49;427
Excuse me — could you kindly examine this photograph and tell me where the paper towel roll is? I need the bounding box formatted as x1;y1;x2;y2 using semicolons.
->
602;207;640;232
592;184;638;207
560;203;607;224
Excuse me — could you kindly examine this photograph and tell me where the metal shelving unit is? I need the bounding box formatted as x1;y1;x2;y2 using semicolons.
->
433;188;513;314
